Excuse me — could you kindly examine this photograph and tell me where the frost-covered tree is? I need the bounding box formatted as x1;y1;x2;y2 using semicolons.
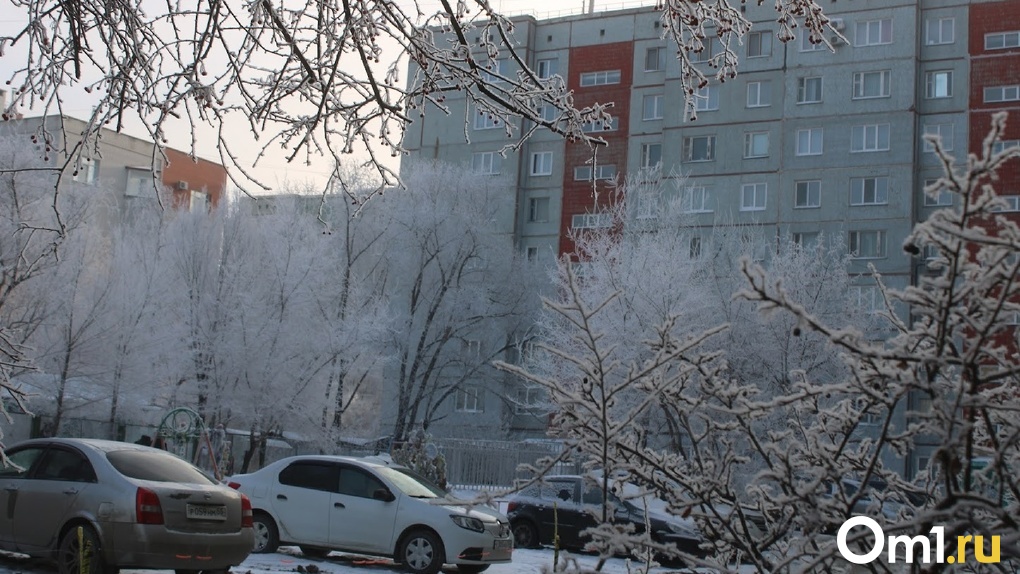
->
1;0;840;198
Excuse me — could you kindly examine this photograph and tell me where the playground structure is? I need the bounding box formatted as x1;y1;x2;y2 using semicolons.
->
156;407;232;480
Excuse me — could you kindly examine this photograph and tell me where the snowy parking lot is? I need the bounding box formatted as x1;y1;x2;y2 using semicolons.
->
0;546;690;574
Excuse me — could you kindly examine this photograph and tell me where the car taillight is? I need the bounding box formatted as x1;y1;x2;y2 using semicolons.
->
240;493;253;528
136;487;164;525
506;501;518;513
227;481;241;490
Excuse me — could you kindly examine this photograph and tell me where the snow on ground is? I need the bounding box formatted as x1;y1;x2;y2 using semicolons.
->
0;546;693;574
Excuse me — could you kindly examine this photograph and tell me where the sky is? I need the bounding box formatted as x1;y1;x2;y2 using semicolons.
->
0;0;655;195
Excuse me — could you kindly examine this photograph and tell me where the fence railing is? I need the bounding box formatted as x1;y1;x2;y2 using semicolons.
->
435;438;582;489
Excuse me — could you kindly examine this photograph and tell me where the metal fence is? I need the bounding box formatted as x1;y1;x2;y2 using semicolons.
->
435;438;582;489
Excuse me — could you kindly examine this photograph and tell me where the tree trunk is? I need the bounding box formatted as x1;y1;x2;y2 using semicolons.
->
240;427;257;474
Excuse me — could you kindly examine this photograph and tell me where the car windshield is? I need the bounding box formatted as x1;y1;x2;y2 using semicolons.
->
376;466;446;498
107;450;218;484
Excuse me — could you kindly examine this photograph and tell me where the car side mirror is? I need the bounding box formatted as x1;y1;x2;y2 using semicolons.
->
373;488;395;502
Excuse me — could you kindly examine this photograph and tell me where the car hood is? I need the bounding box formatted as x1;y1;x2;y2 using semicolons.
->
433;497;506;522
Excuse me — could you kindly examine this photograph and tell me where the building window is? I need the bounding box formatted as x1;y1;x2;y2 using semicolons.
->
514;386;544;415
741;183;767;211
851;124;891;153
850;285;882;312
800;31;826;51
525;246;538;262
796;128;824;156
690;37;719;62
473;109;502;130
530;152;553;176
581;117;619;132
923;123;954;152
571;212;612;229
746;80;771;107
926;17;955;45
991;195;1020;212
689;236;702;258
189;190;208;212
747;31;772;57
925;71;953;99
681;186;713;213
984;85;1020;103
644;46;666;71
73;158;99;184
855;19;892;46
481;59;507;83
573;164;617;181
695;85;720;111
471;151;501;175
579;70;621;86
793;231;819;248
849;230;887;258
537;104;557;122
537;58;559;79
635;191;659;219
923;179;953;207
683;135;715;162
528;197;550;222
797;76;823;104
852;70;891;99
985;31;1020;50
851;176;889;205
455;385;483;413
642;94;664;120
640;143;662;170
744;131;769;158
993;140;1020;154
125;167;152;197
795;180;821;208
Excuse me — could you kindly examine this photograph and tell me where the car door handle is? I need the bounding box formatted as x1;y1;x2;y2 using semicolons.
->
63;488;79;495
276;494;287;500
334;502;345;509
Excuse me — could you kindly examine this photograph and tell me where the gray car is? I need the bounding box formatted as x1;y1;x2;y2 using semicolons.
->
0;438;254;574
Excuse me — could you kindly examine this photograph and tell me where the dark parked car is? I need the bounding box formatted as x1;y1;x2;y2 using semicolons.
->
0;438;254;574
506;475;704;558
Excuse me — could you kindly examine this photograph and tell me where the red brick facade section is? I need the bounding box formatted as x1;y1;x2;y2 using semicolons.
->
162;147;228;210
559;41;634;256
969;1;1020;189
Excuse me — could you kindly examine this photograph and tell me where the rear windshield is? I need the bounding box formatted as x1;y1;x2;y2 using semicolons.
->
107;450;217;484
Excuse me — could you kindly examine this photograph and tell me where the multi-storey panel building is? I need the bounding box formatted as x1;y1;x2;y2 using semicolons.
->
403;0;1019;467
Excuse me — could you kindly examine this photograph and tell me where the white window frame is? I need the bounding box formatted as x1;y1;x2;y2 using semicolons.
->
690;37;719;62
923;179;953;207
796;128;824;156
683;135;716;162
849;230;887;259
793;231;819;248
514;386;544;415
125;167;152;197
925;70;953;99
923;123;954;152
744;131;769;158
850;176;889;205
984;85;1020;103
640;143;662;170
642;94;664;120
579;70;621;86
746;80;771;108
747;31;772;58
992;195;1020;213
695;85;720;111
800;31;826;51
635;191;660;220
455;385;484;413
850;285;883;312
537;58;558;79
581;117;619;133
993;140;1020;154
473;110;502;130
926;17;955;45
471;151;501;175
528;196;550;223
481;59;507;83
741;182;768;212
851;124;891;153
852;70;891;99
530;151;553;176
644;46;666;72
573;164;617;181
795;180;821;208
797;76;823;104
571;212;613;229
855;18;893;46
682;185;713;213
985;31;1020;50
73;157;100;184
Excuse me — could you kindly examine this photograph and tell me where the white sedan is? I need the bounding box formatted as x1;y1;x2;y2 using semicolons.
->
228;455;513;574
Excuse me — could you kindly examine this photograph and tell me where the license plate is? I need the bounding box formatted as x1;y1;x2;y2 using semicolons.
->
494;538;513;550
186;504;227;521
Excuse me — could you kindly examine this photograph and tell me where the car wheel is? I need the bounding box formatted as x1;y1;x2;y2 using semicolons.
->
512;520;539;549
397;529;444;574
299;546;331;559
457;566;490;574
251;512;280;554
58;525;111;574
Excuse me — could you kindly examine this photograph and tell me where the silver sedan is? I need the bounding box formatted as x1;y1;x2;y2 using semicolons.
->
0;437;254;574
